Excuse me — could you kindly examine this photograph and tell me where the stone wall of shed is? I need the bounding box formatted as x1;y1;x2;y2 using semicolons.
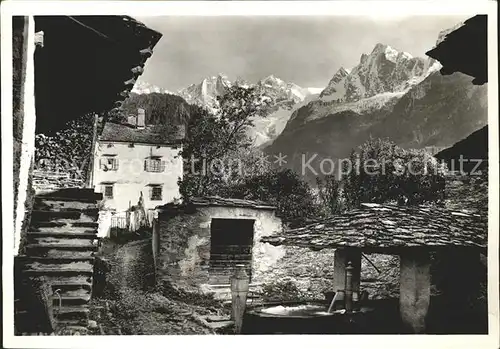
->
259;248;400;300
153;206;283;288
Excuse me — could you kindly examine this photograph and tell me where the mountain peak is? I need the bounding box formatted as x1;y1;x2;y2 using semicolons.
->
320;43;427;101
372;43;389;52
335;67;349;77
261;74;284;84
178;74;309;109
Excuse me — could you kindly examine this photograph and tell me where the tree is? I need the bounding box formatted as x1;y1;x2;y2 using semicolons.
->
342;138;446;208
178;86;272;199
227;169;320;227
316;175;344;216
34;113;96;182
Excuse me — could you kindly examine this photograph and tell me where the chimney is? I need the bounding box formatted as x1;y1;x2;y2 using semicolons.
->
128;115;136;126
176;125;186;140
137;108;145;128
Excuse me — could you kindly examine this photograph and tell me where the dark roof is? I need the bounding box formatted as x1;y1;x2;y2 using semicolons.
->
426;15;487;85
261;203;487;251
99;122;185;144
34;16;162;133
157;196;276;212
435;126;488;164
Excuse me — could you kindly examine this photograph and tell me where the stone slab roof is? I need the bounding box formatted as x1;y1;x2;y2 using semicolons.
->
261;203;487;251
156;196;276;212
99;122;185;145
190;196;276;210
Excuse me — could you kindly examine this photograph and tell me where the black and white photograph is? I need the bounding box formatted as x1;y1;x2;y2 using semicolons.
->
2;1;499;347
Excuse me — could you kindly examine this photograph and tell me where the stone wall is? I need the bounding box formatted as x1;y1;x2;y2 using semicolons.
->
13;16;28;223
153;205;283;288
153;204;402;300
32;170;84;194
259;247;400;300
104;238;155;292
13;16;37;255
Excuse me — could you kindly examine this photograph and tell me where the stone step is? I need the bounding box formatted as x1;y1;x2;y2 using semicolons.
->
31;210;85;222
72;222;99;229
56;318;89;327
34;197;98;212
31;221;99;229
29;236;97;247
24;260;94;272
52;287;91;299
206;320;234;330
36;188;102;201
30;224;98;234
17;255;95;263
53;306;90;322
22;267;94;277
27;231;97;239
46;275;93;286
25;241;98;250
52;295;91;307
42;249;95;259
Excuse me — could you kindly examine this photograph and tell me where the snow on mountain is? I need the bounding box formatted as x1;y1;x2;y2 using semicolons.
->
266;21;487;183
177;74;232;109
131;81;173;95
250;92;320;147
319;43;428;103
306;87;324;95
175;74;316;146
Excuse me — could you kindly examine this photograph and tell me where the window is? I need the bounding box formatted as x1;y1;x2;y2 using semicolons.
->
150;186;162;201
100;156;118;171
104;185;114;199
144;157;165;173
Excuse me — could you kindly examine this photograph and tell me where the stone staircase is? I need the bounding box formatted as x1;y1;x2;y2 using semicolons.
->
16;189;102;332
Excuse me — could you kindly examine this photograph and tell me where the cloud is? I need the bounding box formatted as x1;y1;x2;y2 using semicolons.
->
137;15;468;91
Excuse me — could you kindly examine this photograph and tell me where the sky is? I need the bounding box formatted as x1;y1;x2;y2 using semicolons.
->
136;15;468;91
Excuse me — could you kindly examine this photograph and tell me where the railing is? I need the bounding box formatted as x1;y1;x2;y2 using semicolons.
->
110;216;128;238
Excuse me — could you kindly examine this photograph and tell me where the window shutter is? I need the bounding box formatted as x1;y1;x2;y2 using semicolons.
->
160;161;166;172
144;160;147;171
99;158;104;169
115;159;119;170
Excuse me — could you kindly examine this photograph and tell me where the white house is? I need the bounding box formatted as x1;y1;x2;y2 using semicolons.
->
92;110;184;237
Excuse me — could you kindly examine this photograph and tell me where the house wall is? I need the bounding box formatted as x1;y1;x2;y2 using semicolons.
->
13;16;37;255
153;205;284;289
93;141;182;236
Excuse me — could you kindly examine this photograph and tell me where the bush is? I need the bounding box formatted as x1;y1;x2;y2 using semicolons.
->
342;138;446;208
227;169;321;227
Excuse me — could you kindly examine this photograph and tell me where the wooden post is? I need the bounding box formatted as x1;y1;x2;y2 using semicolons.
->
345;261;353;313
230;264;250;334
332;248;361;295
399;250;431;333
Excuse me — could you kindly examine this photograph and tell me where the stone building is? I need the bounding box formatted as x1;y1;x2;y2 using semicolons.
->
152;197;284;293
92;116;184;237
11;15;163;334
262;202;487;334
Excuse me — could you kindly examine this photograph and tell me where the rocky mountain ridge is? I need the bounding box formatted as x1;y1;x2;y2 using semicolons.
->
266;22;487;182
